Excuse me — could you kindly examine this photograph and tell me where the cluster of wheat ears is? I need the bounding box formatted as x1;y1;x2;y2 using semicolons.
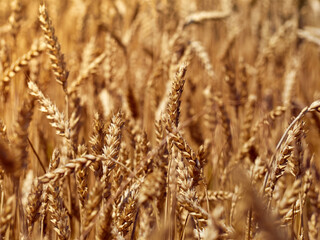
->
0;0;320;239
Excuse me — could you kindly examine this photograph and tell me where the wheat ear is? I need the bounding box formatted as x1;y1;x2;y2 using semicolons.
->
39;4;68;92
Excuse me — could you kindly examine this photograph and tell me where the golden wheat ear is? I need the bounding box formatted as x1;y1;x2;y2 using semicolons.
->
1;40;45;101
27;80;69;139
0;195;15;237
39;3;68;92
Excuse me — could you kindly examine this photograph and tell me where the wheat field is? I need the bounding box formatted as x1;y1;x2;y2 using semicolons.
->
0;0;320;239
